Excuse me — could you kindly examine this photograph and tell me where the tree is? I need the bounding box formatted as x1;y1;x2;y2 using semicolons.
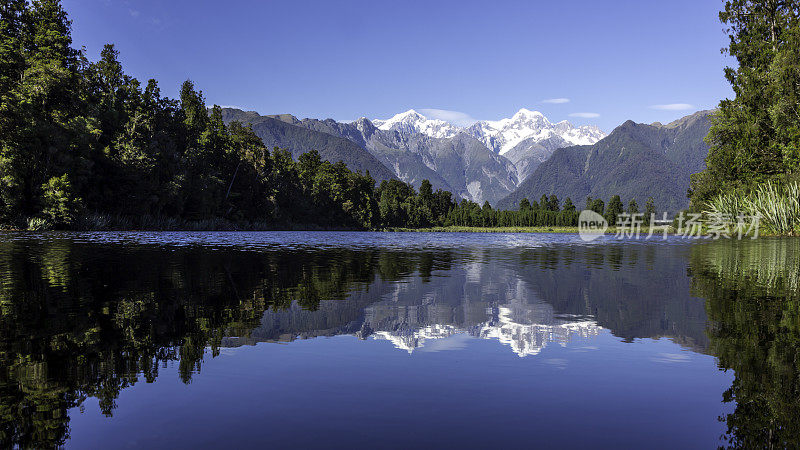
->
690;0;800;205
563;197;576;212
540;194;549;211
548;194;560;212
519;198;531;210
41;174;82;226
481;201;493;227
605;195;624;226
0;0;85;225
419;179;433;200
627;199;639;215
180;80;207;146
644;197;656;225
298;150;323;190
590;198;605;216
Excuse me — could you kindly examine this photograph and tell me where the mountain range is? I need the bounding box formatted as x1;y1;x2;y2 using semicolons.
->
221;107;712;211
218;109;397;182
497;110;712;211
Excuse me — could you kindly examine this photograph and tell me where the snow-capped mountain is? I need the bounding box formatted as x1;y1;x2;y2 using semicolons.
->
374;108;606;155
373;109;460;139
371;108;606;184
466;108;605;155
222;106;608;205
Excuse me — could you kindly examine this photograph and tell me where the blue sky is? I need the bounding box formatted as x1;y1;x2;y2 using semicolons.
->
63;0;733;132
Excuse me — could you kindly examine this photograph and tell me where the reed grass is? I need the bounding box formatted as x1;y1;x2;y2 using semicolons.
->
704;181;800;236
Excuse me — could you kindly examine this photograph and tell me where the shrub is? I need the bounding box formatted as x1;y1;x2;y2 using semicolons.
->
27;217;52;231
41;175;83;226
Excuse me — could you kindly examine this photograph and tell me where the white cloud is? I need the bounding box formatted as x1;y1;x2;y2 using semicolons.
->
542;98;570;104
649;103;694;111
419;108;478;127
129;9;140;18
651;352;692;364
569;112;600;118
543;358;569;370
417;334;472;352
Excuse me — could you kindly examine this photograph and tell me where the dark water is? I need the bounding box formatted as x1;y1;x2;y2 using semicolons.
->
0;232;798;449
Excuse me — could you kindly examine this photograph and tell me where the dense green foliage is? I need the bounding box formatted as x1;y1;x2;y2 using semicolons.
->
441;193;646;228
0;1;662;231
691;0;800;204
0;1;387;230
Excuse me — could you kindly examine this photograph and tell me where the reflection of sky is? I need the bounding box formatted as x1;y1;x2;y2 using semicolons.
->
52;232;733;448
67;333;733;449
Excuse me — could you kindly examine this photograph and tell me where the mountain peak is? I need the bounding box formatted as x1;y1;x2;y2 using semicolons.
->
374;109;459;139
373;108;606;155
467;111;604;155
395;109;424;119
513;108;545;118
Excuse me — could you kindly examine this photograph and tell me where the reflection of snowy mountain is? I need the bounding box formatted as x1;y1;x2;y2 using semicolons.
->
369;303;601;357
476;308;600;357
227;245;709;355
361;259;603;356
372;325;462;353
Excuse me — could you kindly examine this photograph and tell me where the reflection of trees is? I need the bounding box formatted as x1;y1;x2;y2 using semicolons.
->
0;235;766;448
690;238;800;448
0;239;436;448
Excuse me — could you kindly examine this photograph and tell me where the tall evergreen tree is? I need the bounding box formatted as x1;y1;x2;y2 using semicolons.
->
627;199;639;215
644;197;656;225
605;195;624;226
562;197;576;212
691;0;800;204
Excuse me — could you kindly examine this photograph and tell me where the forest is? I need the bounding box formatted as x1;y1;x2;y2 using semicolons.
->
689;1;800;235
0;0;659;231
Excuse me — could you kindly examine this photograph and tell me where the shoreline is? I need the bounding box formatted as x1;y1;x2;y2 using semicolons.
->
388;226;585;234
2;225;782;237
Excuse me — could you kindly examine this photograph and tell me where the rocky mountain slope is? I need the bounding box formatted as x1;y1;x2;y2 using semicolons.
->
219;109;396;182
374;109;606;184
220;107;709;210
497;111;713;211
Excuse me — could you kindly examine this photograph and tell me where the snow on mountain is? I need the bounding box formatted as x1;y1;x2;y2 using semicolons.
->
375;108;606;155
466;108;605;155
373;109;460;139
553;120;607;146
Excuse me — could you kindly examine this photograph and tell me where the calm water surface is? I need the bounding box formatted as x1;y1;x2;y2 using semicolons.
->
1;232;799;448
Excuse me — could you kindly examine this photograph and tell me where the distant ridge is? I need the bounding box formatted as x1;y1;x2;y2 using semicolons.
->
219;109;396;183
497;111;713;211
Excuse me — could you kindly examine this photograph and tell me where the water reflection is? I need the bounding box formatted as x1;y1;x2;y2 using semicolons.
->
0;233;798;448
690;238;800;448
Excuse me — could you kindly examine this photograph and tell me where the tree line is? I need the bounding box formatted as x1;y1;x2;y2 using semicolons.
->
442;194;657;228
0;1;658;231
0;0;383;230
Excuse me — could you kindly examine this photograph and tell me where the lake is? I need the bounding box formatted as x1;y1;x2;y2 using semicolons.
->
1;231;798;448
